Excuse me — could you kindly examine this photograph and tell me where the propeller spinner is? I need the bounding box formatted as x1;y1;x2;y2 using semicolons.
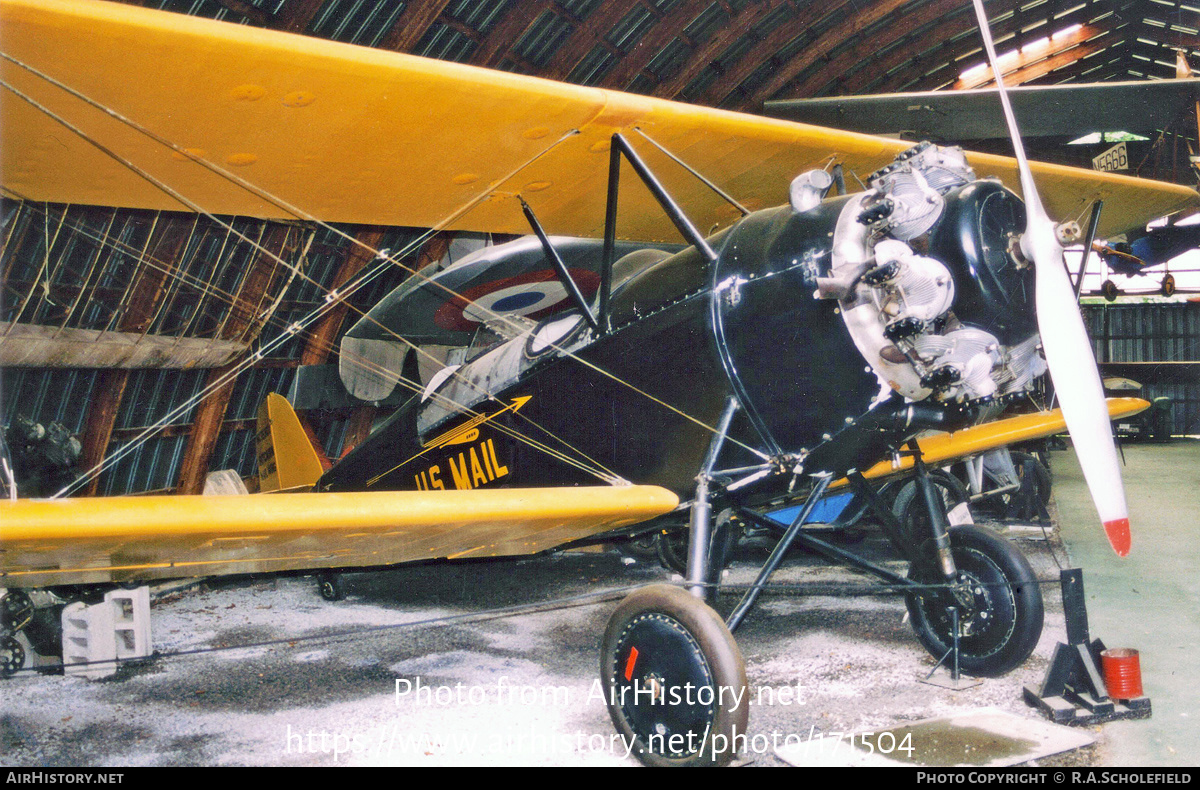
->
970;0;1131;556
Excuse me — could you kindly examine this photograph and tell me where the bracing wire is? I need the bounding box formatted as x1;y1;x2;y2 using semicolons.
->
2;194;626;489
0;570;1073;681
0;51;769;467
0;77;628;495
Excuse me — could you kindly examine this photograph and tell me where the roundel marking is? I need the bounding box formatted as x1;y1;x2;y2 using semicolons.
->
433;269;600;332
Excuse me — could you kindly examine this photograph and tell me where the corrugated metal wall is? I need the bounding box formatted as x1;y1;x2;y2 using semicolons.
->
1084;302;1200;436
1;205;427;495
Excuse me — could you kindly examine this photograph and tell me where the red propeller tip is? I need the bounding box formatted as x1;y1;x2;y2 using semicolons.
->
1104;517;1132;557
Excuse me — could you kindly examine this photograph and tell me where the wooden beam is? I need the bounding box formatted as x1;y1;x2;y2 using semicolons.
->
878;0;1113;92
845;0;1098;96
0;323;247;368
301;229;449;370
864;2;1099;93
795;0;973;98
176;226;294;495
543;0;639;80
213;0;271;26
954;24;1104;88
472;0;556;67
274;0;326;34
1018;50;1123;85
600;0;706;89
77;214;194;496
77;369;129;497
222;226;297;345
119;215;197;334
955;28;1113;89
377;0;454;52
299;227;387;367
653;0;798;101
174;362;240;495
736;0;917;110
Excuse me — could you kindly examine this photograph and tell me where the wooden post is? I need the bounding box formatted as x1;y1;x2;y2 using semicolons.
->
77;214;193;495
175;226;295;494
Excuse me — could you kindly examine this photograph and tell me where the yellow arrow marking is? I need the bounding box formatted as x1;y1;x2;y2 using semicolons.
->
366;396;532;487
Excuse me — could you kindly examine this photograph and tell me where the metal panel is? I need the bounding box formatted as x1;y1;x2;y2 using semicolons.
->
1084;302;1200;435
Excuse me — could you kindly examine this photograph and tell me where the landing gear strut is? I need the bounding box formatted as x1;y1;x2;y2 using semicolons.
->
602;412;1045;765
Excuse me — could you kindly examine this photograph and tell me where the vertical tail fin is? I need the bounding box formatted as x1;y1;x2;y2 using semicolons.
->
255;393;326;492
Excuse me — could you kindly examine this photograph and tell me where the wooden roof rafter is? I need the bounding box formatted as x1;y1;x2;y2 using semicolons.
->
649;0;799;100
275;0;326;34
865;0;1116;93
542;0;645;80
788;0;979;99
833;0;981;96
598;0;709;89
853;0;1105;95
376;0;456;52
732;0;919;110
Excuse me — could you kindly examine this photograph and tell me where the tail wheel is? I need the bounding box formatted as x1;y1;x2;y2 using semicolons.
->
905;525;1043;677
601;585;747;766
318;572;345;602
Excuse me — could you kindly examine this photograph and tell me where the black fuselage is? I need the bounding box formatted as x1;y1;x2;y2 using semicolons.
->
319;180;1033;498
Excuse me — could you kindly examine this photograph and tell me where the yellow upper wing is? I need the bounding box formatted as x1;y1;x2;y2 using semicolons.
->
2;0;1195;240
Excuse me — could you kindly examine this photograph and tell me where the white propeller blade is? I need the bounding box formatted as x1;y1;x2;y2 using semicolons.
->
970;0;1131;556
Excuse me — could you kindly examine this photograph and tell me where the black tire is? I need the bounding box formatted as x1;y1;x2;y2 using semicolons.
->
973;451;1052;519
1;590;34;633
891;470;971;546
601;585;748;766
318;572;345;602
905;525;1043;677
655;515;741;576
1009;451;1052;508
655;528;689;574
0;634;26;678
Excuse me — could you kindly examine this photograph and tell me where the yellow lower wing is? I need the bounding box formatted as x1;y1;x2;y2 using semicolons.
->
2;0;1194;239
0;486;679;588
839;397;1150;486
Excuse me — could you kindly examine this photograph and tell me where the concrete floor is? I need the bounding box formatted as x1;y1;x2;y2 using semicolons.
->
1052;438;1200;766
1;441;1195;766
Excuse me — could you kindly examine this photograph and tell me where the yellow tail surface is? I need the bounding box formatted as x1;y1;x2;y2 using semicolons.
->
255;393;326;492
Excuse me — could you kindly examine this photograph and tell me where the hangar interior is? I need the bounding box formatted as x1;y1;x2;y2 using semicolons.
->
3;0;1198;493
1;0;1198;769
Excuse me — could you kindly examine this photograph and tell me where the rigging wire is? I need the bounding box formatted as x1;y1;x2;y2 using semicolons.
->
0;51;769;465
0;77;625;494
1;197;625;487
0;568;1074;681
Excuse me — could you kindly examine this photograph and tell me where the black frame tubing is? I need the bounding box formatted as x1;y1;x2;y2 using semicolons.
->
686;398;740;600
519;197;601;333
598;133;720;332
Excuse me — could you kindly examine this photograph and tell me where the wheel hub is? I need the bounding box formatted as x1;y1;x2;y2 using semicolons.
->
611;612;716;756
941;571;996;638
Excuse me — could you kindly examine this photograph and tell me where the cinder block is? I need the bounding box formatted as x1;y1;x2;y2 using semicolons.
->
61;601;116;679
60;587;152;679
105;587;151;660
